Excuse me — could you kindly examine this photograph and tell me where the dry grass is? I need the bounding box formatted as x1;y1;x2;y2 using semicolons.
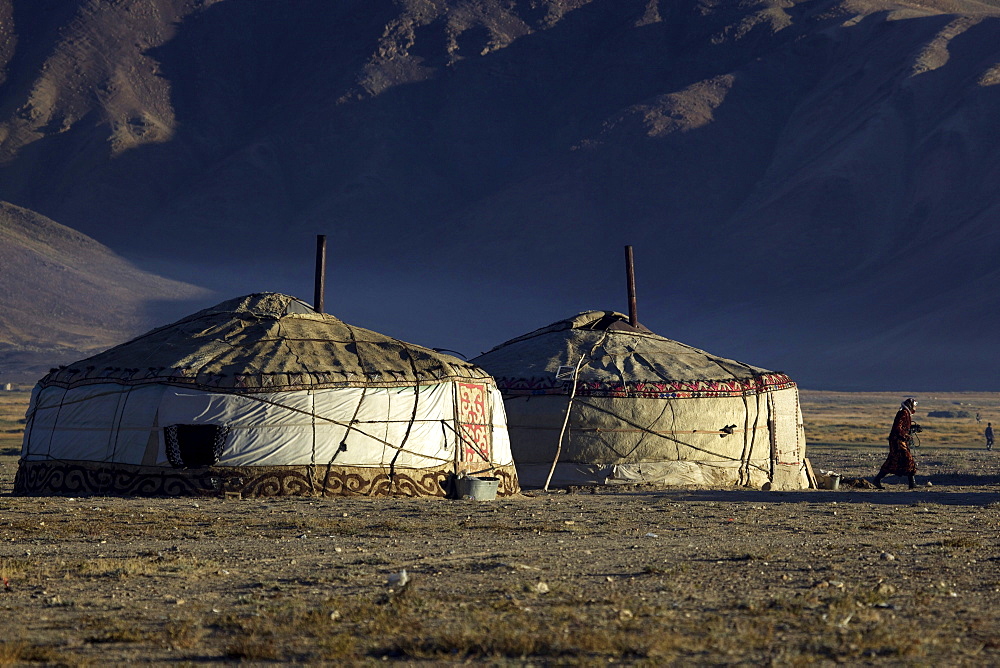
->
0;640;27;666
0;390;29;458
162;616;208;650
0;390;29;496
801;390;1000;449
1;390;1000;663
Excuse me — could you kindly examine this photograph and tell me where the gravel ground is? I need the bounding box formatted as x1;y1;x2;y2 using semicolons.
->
1;442;999;664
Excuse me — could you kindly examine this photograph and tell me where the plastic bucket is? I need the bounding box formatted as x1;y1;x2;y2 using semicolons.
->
819;473;841;490
455;476;499;501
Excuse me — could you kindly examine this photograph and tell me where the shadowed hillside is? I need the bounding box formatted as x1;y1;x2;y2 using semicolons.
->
0;201;209;382
1;0;999;388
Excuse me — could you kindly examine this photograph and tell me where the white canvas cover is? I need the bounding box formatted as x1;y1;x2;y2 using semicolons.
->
16;293;517;497
23;382;513;470
472;311;808;490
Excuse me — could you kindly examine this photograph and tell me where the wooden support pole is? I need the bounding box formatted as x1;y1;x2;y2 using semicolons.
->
314;234;327;314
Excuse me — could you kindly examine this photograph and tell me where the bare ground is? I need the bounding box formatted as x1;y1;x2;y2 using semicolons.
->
0;391;999;664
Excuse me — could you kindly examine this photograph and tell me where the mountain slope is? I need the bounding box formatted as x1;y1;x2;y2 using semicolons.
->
0;201;210;381
1;0;1000;388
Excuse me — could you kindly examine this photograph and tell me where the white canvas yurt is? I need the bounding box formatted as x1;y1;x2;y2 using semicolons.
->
15;293;518;498
471;311;808;490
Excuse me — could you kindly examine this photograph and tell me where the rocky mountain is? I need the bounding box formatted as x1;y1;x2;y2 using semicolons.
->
0;201;208;383
2;0;1000;389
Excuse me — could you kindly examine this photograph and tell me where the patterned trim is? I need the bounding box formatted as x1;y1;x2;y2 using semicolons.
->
13;461;520;499
496;373;797;398
36;370;493;394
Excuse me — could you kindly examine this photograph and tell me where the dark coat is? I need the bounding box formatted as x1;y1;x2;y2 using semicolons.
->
878;407;916;476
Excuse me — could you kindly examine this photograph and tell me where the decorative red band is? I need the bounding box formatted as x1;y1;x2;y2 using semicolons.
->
496;373;796;398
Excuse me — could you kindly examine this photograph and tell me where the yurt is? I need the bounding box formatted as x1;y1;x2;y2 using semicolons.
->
15;293;518;498
471;311;807;490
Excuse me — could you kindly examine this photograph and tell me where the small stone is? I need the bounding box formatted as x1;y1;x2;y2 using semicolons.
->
880;552;895;561
534;581;550;594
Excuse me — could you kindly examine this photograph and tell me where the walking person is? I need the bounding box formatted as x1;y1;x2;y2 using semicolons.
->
986;422;994;451
874;398;922;489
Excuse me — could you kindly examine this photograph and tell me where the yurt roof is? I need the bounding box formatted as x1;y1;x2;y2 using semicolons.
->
40;293;491;392
473;311;794;397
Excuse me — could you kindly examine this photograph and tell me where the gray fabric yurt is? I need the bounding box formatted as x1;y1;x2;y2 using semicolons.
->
471;311;807;490
16;293;518;498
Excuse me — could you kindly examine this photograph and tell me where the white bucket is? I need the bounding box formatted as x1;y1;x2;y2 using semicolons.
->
818;473;841;490
455;476;499;501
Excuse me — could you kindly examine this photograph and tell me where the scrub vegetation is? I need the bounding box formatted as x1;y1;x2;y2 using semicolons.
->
1;390;999;664
0;389;28;453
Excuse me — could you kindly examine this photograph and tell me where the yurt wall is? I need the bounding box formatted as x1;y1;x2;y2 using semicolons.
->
501;385;806;489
